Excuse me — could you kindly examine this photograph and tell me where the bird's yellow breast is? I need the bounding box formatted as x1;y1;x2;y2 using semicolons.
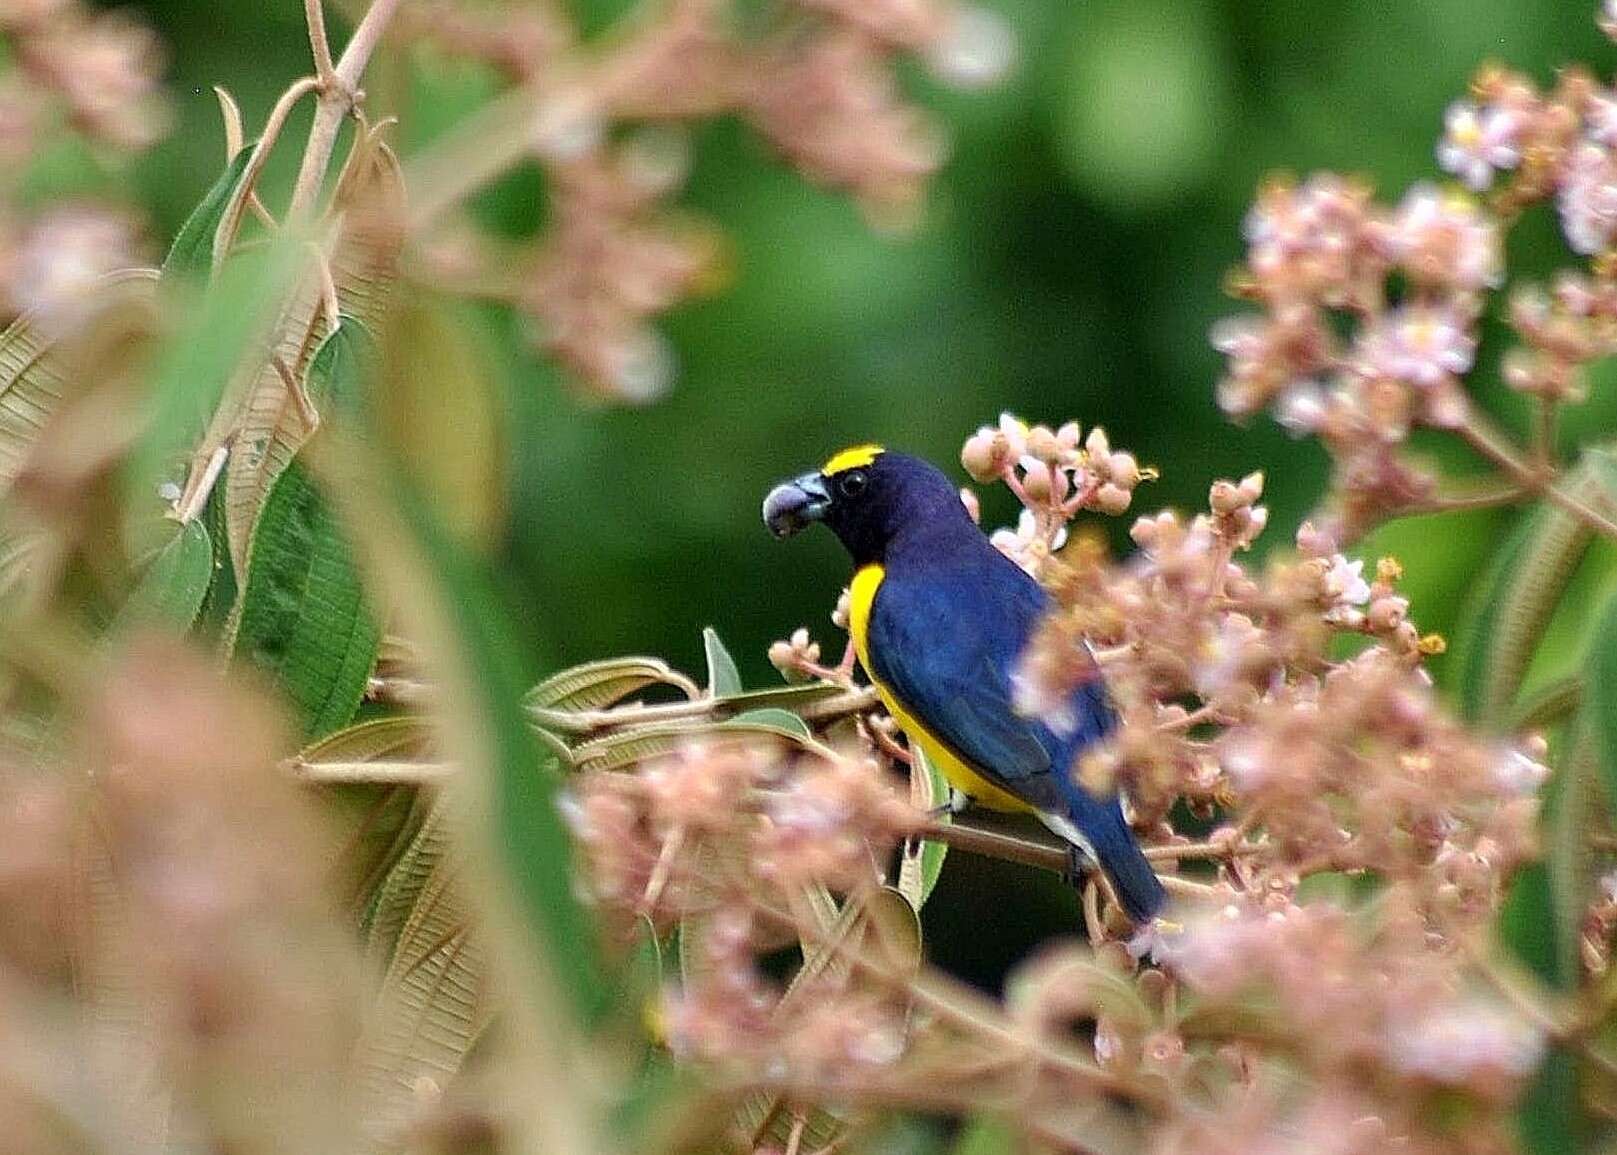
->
846;563;1032;813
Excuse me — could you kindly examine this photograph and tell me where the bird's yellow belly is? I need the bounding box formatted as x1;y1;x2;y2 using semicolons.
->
848;563;1034;815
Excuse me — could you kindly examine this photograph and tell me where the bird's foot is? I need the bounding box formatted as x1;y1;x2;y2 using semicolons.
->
1060;843;1096;886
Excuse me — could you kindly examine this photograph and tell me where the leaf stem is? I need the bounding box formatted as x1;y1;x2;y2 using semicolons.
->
1458;414;1617;539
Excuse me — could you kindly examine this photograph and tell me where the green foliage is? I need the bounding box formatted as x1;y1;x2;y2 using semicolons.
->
232;322;381;739
115;517;213;634
160;143;254;281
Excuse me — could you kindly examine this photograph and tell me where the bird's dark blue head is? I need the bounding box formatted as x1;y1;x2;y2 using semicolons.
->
762;445;974;565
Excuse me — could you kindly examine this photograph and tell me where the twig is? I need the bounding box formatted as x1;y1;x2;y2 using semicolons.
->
1458;414;1617;539
173;446;228;525
305;0;337;85
212;75;323;270
289;0;405;219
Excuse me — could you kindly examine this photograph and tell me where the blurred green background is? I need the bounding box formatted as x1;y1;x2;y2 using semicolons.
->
54;0;1617;979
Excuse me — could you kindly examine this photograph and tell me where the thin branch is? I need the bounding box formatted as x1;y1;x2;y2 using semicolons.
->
289;0;405;219
305;0;337;85
212;75;322;269
1458;414;1617;539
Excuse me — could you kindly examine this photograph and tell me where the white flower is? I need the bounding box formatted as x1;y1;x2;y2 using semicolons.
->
1354;305;1476;389
1490;746;1549;796
1558;140;1617;255
1380;182;1502;290
1385;998;1543;1084
1322;555;1371;613
1274;380;1328;435
1436;100;1522;191
990;508;1065;574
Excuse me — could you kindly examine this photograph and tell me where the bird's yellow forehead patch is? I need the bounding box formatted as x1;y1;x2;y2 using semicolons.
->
822;444;884;475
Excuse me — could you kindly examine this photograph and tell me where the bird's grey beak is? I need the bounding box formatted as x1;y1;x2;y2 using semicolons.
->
763;472;831;539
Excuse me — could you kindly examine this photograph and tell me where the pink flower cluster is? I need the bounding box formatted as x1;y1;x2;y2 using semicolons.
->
0;0;164;319
403;0;1011;401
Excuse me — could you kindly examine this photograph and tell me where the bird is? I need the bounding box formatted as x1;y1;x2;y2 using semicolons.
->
762;443;1164;924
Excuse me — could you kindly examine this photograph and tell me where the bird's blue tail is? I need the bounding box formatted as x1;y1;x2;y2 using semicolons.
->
1073;796;1165;925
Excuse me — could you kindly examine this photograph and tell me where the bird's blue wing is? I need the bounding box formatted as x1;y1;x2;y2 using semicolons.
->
865;561;1105;812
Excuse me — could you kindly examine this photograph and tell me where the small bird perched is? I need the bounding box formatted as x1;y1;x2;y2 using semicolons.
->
763;444;1164;924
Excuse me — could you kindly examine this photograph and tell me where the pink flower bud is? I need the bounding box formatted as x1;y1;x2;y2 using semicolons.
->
1094;483;1132;516
961;430;1006;482
1107;452;1141;488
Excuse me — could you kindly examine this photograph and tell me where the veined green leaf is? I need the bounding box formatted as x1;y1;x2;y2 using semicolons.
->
724;706;811;739
898;745;951;910
222;146;402;573
161;145;256;281
114;518;213;634
355;852;490;1149
365;794;454;960
570;718;813;773
527;656;693;712
703;626;743;697
1548;731;1605;990
1586;586;1617;811
295;715;437;916
317;429;609;1026
0;270;159;501
1453;477;1598;725
231;323;381;739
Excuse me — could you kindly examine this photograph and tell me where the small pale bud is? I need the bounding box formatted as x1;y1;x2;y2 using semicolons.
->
1085;426;1111;460
1056;420;1082;449
961;430;1007;482
1094;483;1132;516
1107;452;1140;488
1022;461;1053;501
832;588;851;629
1209;479;1243;514
768;641;796;671
1238;471;1266;502
1026;425;1061;463
1368;595;1409;632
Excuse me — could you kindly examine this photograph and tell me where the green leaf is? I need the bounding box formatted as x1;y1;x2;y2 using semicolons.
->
114;518;213;634
194;481;238;637
231;323;381;739
1548;730;1605;987
527;656;692;711
950;1117;1019;1155
232;458;379;738
320;432;609;1027
1586;587;1617;810
161;145;255;281
364;794;452;959
703;626;743;697
723;706;812;739
898;745;950;910
1453;490;1594;726
125;239;302;554
355;846;490;1142
1519;1048;1582;1155
294;717;438;914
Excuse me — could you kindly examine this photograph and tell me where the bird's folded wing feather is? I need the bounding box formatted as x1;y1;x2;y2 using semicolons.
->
865;572;1071;813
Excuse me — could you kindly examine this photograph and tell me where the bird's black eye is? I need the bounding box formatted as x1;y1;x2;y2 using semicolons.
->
837;470;868;499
